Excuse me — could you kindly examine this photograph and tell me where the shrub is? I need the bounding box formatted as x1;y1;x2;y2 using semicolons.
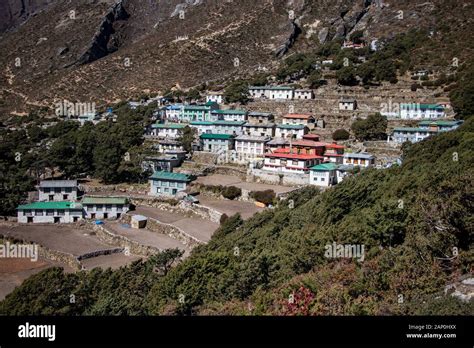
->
332;129;350;141
250;190;276;206
222;186;242;200
219;213;229;225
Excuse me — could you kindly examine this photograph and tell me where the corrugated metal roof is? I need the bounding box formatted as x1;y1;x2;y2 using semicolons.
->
82;197;128;205
39;180;77;188
310;163;338;171
200;133;234;140
149;171;191;182
17;201;82;210
344;153;375;159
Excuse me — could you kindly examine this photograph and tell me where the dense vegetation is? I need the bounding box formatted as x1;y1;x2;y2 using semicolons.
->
2;118;472;315
0;104;153;216
351;113;388;141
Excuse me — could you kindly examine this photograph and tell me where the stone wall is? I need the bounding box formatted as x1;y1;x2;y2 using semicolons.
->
93;225;160;256
248;169;309;186
0;233;82;271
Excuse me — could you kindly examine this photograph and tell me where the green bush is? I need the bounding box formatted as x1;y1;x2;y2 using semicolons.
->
332;129;350;141
250;190;276;206
221;186;242;200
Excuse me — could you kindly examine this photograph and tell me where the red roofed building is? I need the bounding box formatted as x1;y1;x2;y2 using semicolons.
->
323;143;345;163
263;151;323;174
282;113;315;127
302;134;320;141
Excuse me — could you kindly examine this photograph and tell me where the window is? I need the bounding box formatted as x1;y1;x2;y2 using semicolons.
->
292;160;298;165
177;183;184;189
164;188;169;193
270;159;276;164
35;210;43;216
96;204;103;211
58;210;65;216
43;188;50;193
54;188;61;193
321;177;325;181
65;187;72;193
169;182;176;188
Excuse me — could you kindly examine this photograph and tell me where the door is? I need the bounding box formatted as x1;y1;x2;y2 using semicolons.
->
91;213;96;219
27;217;33;223
73;217;78;222
54;217;60;223
49;195;54;201
104;213;108;219
172;189;177;195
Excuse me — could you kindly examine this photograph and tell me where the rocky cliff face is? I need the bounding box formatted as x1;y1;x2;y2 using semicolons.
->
0;0;472;116
0;0;53;33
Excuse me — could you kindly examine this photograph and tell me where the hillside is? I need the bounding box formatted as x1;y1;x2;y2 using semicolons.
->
1;117;472;315
1;0;474;116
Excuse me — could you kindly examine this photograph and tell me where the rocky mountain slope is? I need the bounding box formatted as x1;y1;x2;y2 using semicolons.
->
0;0;473;116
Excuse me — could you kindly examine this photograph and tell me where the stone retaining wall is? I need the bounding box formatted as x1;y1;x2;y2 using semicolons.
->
248;169;309;186
93;225;160;256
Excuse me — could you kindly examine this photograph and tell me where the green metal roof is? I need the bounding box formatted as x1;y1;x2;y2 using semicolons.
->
213;121;246;126
277;124;305;129
393;127;436;133
418;120;462;127
17;201;82;210
200;133;234;140
400;103;444;110
310;163;338;171
190;121;214;125
212;109;247;115
149;171;191;182
152;123;186;129
82;197;128;205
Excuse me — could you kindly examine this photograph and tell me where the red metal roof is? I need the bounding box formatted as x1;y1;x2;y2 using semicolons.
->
292;140;326;147
324;143;345;149
303;134;320;140
265;152;323;160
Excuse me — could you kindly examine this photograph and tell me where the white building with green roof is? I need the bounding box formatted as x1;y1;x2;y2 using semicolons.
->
82;197;129;220
212;121;246;135
17;201;83;223
391;120;463;143
275;124;307;139
309;163;338;187
400;103;446;119
211;109;248;122
200;133;235;153
150;123;186;139
179;102;219;122
149;171;192;196
249;86;294;100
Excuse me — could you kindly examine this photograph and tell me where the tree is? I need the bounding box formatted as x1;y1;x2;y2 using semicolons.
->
336;66;358;86
449;63;474;120
332;129;350;141
177;126;196;153
350;30;365;44
351;113;388;141
224;80;250;104
222;186;242;200
250;190;275;206
148;249;184;276
307;70;324;89
186;89;201;102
